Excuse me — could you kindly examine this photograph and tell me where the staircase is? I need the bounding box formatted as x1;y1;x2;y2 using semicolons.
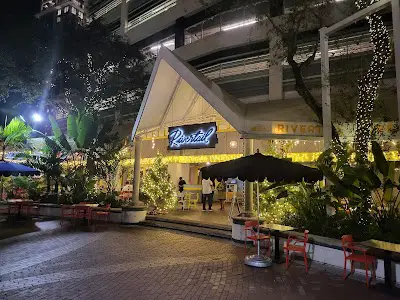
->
140;215;232;240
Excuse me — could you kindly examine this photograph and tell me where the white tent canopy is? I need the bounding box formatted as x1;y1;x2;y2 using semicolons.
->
131;47;319;140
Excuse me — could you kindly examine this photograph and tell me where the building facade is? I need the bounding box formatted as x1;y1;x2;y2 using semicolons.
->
37;1;399;190
37;0;88;24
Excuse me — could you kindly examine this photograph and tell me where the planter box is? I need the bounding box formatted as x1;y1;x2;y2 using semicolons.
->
39;204;61;217
121;206;147;224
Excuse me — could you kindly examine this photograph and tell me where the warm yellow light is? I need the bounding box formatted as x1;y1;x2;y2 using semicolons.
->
118;150;400;167
120;154;243;167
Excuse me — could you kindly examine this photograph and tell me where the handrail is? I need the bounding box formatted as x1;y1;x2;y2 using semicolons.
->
92;0;127;20
200;42;374;80
198;27;395;80
126;0;177;30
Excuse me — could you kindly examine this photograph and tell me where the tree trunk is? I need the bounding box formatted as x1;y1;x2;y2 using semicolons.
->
54;179;59;203
1;144;5;160
0;176;3;201
353;7;391;164
46;176;51;194
288;60;348;161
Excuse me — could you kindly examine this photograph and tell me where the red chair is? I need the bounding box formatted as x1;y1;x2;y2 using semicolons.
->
285;230;309;273
341;235;376;287
60;205;76;225
75;205;93;225
244;221;272;257
93;204;111;225
21;203;40;217
0;205;18;216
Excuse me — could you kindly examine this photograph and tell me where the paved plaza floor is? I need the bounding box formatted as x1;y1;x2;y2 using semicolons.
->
162;203;235;226
0;221;397;300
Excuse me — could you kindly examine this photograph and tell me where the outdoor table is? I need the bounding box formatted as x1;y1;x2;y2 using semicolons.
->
7;199;34;218
72;204;99;225
260;224;295;263
360;239;400;289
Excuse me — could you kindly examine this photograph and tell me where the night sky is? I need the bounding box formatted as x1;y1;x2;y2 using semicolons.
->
1;0;49;133
1;0;41;21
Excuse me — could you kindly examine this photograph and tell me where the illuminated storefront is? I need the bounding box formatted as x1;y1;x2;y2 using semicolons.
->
117;48;326;193
124;47;399;195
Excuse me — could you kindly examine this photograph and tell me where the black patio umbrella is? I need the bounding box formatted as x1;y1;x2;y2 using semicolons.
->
0;160;41;177
201;152;322;183
200;151;323;268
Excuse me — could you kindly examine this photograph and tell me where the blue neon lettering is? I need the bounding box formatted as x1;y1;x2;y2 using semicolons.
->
169;127;216;148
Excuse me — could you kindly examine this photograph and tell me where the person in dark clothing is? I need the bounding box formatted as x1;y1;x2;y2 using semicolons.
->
178;177;186;193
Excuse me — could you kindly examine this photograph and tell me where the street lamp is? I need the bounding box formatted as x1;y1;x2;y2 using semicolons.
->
32;113;43;123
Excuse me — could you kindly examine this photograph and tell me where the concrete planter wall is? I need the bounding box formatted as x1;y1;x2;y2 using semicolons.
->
39;204;61;217
38;204;124;223
121;206;147;224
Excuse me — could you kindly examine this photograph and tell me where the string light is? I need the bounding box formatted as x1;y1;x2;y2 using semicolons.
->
141;153;176;210
118;149;400;167
354;0;391;164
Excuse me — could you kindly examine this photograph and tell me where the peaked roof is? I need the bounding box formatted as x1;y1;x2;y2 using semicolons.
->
131;47;247;139
131;47;322;141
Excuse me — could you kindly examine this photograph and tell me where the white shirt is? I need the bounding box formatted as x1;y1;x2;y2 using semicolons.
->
202;179;213;194
122;184;133;192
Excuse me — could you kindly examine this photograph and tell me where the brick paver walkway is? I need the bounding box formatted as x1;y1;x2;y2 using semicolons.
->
0;223;396;300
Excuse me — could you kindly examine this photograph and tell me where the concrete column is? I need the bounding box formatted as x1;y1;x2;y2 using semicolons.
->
391;0;400;126
268;34;283;101
320;27;332;150
132;136;142;205
244;139;254;214
120;0;128;35
175;17;186;49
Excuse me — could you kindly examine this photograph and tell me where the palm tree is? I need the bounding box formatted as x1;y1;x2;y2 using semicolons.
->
0;116;32;160
0;116;32;200
27;136;64;194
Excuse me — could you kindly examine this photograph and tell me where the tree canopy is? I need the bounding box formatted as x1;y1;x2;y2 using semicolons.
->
0;17;151;122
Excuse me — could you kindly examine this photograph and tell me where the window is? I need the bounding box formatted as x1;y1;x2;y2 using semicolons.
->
71;7;76;14
64;6;69;13
78;11;84;19
57;9;61;16
57;17;61;23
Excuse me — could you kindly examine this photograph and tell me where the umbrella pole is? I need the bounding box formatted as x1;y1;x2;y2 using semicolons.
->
243;180;272;268
0;176;3;201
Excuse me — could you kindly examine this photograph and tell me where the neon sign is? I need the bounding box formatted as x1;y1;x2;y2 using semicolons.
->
168;122;218;150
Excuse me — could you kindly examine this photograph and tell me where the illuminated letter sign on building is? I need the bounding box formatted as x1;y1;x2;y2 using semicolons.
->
168;122;218;150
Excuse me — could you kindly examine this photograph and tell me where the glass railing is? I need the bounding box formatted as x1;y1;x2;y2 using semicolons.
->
199;32;378;80
92;0;127;20
126;0;177;30
184;3;266;46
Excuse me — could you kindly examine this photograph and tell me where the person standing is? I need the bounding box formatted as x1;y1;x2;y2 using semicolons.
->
202;177;213;211
120;181;133;201
217;180;226;210
178;177;186;194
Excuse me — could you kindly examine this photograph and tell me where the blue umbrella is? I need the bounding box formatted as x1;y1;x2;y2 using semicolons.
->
0;160;41;177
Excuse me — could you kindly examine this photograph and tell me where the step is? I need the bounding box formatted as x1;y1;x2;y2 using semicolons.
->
140;220;232;240
145;215;231;232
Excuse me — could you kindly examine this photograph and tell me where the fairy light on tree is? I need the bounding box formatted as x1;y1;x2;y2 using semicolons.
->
354;0;391;164
141;153;176;211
